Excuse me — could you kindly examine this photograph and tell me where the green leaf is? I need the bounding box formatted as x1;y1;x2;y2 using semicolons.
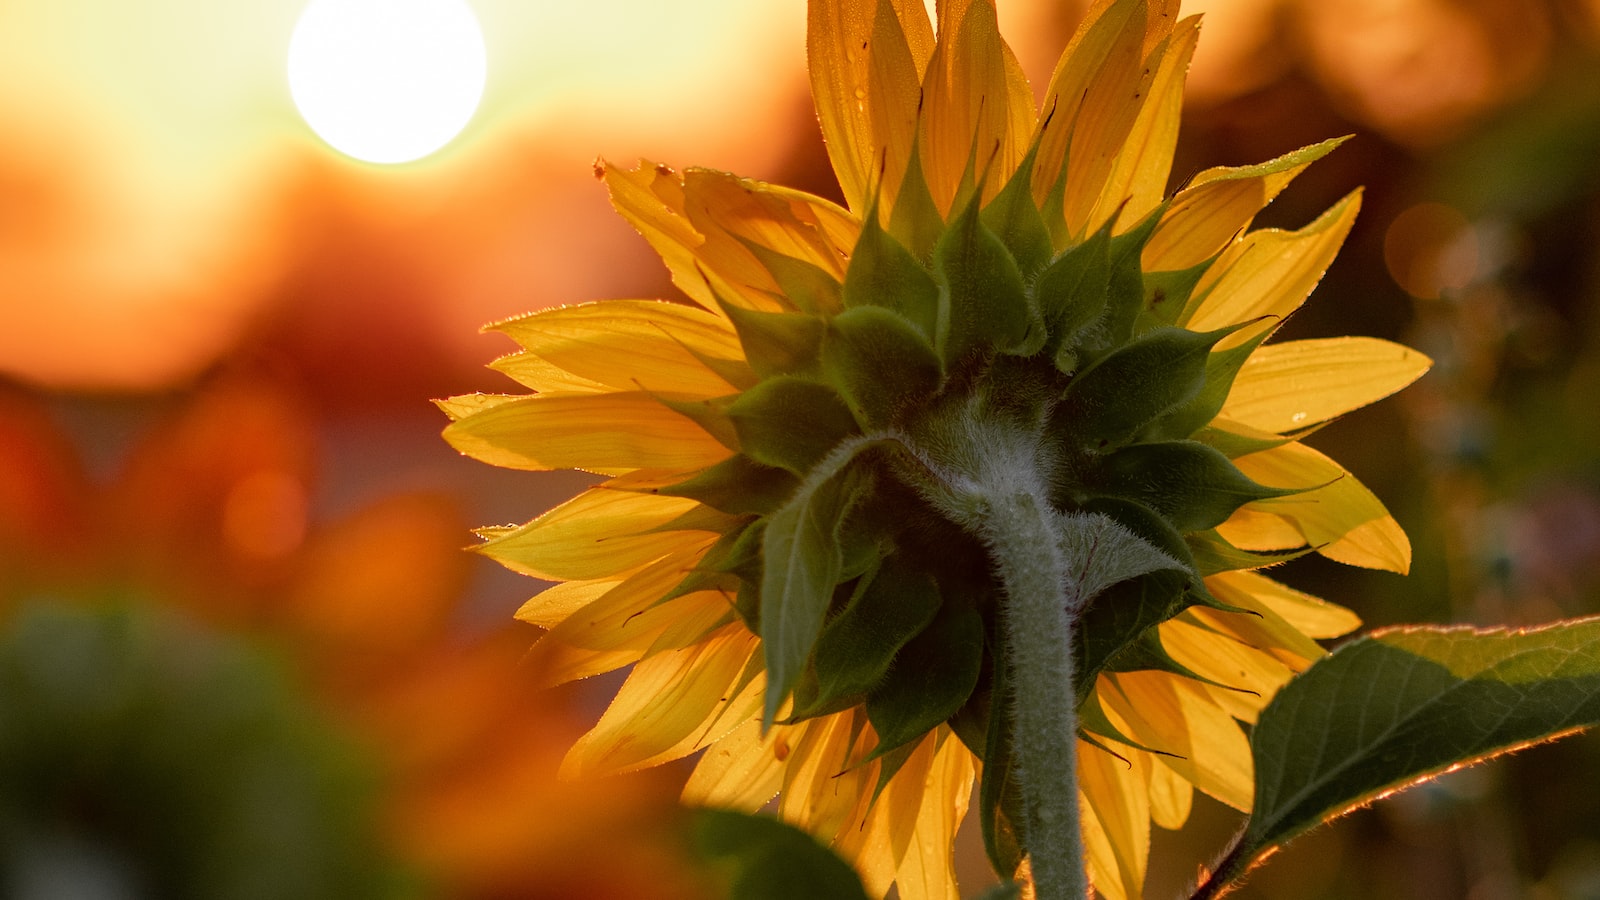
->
760;451;871;723
822;306;944;429
1085;440;1299;532
728;377;860;476
843;200;942;340
1196;618;1600;898
795;556;942;719
1055;326;1234;449
933;191;1037;364
689;808;871;900
865;600;984;757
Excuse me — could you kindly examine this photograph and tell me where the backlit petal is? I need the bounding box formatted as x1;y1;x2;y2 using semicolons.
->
561;622;758;777
1085;13;1198;234
1207;570;1361;639
892;731;974;900
1184;190;1363;335
443;391;733;475
1143;138;1345;271
1236;441;1412;573
1222;337;1432;433
1079;740;1150;900
477;489;705;581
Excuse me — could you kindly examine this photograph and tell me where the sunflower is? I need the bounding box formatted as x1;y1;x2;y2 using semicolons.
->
441;0;1430;897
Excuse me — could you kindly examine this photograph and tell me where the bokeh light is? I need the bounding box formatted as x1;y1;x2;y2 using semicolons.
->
288;0;487;164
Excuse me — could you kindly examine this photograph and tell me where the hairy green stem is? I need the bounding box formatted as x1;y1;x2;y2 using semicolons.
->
981;490;1087;900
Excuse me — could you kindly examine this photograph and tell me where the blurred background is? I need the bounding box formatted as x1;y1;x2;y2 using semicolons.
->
2;0;1599;897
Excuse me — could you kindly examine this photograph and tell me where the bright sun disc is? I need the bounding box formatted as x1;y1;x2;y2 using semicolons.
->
288;0;487;164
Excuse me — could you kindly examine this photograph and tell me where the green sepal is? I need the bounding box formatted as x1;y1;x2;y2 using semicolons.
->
689;808;871;900
1084;440;1302;533
1095;203;1167;350
793;555;942;720
659;518;758;605
1193;422;1297;458
822;305;944;429
727;377;860;476
1072;566;1196;707
843;197;942;340
865;599;984;758
933;190;1037;365
979;646;1026;881
1076;688;1180;760
1133;257;1214;334
657;454;800;517
1186;528;1315;576
657;394;741;451
887;138;945;263
1033;221;1111;374
980;142;1053;277
1055;325;1237;450
718;301;825;380
760;463;870;724
868;739;921;805
739;239;844;316
1142;321;1274;442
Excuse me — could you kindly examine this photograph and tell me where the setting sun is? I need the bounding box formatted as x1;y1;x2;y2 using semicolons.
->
288;0;487;164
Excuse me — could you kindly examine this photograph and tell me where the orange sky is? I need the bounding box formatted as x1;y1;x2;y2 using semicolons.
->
0;0;1571;393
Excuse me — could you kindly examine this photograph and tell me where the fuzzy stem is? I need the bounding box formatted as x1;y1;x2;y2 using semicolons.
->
981;490;1088;900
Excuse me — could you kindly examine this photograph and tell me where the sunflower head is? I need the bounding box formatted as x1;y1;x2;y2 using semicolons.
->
441;1;1429;897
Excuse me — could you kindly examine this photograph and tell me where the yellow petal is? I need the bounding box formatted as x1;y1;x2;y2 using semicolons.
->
1189;578;1331;668
1216;506;1307;551
1031;0;1149;210
561;622;758;778
780;711;876;842
1079;739;1150;900
1060;0;1180;238
514;578;613;629
1159;616;1295;702
893;731;975;900
808;0;935;212
1085;13;1199;234
1143;138;1346;271
1207;570;1361;639
477;489;707;581
1145;751;1193;830
1221;336;1432;433
1236;441;1412;573
488;299;751;397
1102;671;1254;811
485;355;613;395
442;391;733;475
917;0;1034;213
523;544;723;686
683;702;790;811
602;159;717;311
866;0;928;219
434;392;533;422
1184;190;1363;335
840;729;936;889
